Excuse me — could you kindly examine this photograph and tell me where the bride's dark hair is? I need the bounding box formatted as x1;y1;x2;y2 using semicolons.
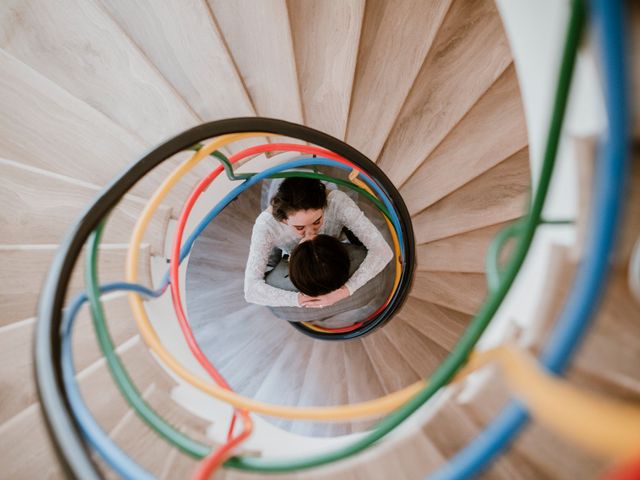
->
270;177;327;222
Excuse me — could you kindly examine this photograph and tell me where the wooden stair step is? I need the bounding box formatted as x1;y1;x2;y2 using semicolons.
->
376;0;513;186
401;64;527;212
108;386;176;477
567;268;640;400
345;0;452;161
252;332;314;432
380;319;449;378
290;341;351;437
0;243;152;326
78;339;168;432
417;222;511;273
0;159;171;254
0;295;137;426
460;370;607;479
342;339;387;432
0;405;65;479
411;147;530;244
216;322;294;398
96;0;260;148
207;0;303;125
396;296;471;352
0;49;205;211
410;271;487;315
361;327;423;395
0;0;198;146
288;0;364;140
423;400;547;480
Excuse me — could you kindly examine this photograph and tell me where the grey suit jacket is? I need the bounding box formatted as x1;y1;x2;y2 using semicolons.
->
265;244;393;327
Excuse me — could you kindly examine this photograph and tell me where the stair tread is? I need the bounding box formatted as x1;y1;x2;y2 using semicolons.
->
288;0;364;140
376;0;513;186
345;0;452;161
396;297;470;352
401;64;527;213
0;243;152;326
410;271;487;315
411;147;530;244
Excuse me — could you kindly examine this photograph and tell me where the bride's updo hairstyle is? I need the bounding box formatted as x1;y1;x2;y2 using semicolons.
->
289;234;350;296
270;177;327;222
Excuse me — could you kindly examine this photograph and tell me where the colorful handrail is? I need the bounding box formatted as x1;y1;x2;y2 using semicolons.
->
428;0;630;477
34;1;628;474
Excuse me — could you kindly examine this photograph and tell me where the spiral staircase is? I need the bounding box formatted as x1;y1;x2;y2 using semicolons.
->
0;1;638;479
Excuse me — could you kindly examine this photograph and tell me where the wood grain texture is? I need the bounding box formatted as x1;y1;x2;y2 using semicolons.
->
0;244;152;325
462;370;606;479
568;269;640;400
411;147;530;244
97;0;265;153
207;0;303;124
252;330;314;431
380;319;449;378
345;0;452;160
0;49;204;211
376;0;513;186
0;0;198;145
0;405;64;479
410;271;487;315
416;222;511;273
400;64;528;212
0;296;137;426
395;296;470;352
288;0;365;139
361;327;422;394
109;387;175;477
423;401;546;480
110;384;213;477
291;341;352;437
79;340;166;432
0;159;171;254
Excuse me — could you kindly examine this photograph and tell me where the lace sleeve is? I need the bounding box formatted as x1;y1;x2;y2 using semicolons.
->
244;215;300;307
333;191;393;295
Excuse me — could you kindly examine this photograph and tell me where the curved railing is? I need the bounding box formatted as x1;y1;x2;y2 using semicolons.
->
34;0;637;478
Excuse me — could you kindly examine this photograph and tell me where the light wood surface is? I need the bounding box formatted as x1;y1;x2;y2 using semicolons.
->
417;222;511;273
568;269;640;400
207;0;303;124
0;159;171;254
108;383;212;477
96;0;265;154
462;370;607;479
345;0;452;161
410;271;487;315
361;328;423;394
0;244;151;325
79;340;165;432
0;0;198;146
380;319;449;378
0;295;137;426
375;0;512;187
109;386;175;477
423;401;545;480
395;296;470;352
0;405;64;479
411;147;530;244
288;0;364;140
0;49;202;211
292;341;351;437
400;64;527;212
